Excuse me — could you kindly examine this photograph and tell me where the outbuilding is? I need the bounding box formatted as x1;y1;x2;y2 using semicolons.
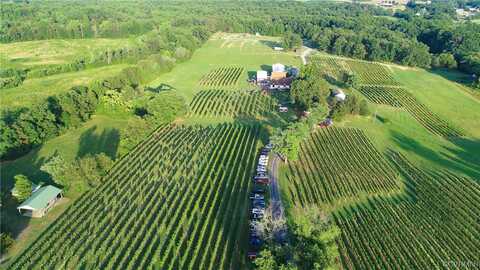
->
257;70;268;82
17;185;63;218
272;63;285;73
332;89;346;101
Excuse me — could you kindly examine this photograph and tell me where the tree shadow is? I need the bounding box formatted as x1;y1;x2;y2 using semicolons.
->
145;83;176;93
77;126;120;159
261;65;272;73
390;130;480;179
259;40;282;49
429;68;476;86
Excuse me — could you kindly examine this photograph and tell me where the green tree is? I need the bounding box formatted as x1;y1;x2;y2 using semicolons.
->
254;249;278;270
0;233;14;255
282;32;302;50
14;174;32;202
40;151;69;188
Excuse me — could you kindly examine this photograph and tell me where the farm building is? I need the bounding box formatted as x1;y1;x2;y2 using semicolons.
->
272;63;285;72
332;89;346;101
271;71;287;80
17;185;63;218
257;70;268;82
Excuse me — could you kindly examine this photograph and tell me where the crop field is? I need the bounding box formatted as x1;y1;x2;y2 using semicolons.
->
283;127;401;207
357;85;404;107
198;66;244;87
344;60;400;86
189;89;276;118
8;124;259;270
335;151;480;269
311;55;400;86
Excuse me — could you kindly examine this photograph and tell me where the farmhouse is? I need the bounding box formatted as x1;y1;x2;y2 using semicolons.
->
17;185;63;218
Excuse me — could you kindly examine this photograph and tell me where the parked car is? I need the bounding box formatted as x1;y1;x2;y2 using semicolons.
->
247;251;258;260
250;193;265;200
253;187;266;193
250;236;263;247
265;143;273;149
254;175;269;180
252;200;266;208
251;212;264;220
252;208;265;214
255;178;270;185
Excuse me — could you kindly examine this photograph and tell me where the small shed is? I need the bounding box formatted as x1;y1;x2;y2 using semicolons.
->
332;89;346;101
272;63;285;73
17;185;63;218
257;70;268;82
273;47;284;51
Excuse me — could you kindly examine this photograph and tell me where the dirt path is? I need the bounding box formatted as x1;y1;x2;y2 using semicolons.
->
300;46;314;65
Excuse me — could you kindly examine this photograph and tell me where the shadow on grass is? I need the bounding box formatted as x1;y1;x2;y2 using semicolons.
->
259;40;282;50
77;126;120;159
390;130;480;179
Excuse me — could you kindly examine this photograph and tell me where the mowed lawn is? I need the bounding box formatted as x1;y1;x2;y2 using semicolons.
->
0;64;130;111
393;67;480;137
343;66;480;180
148;32;301;102
0;38;138;69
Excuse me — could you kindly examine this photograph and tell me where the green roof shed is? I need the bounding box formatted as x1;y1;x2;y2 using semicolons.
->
17;185;63;218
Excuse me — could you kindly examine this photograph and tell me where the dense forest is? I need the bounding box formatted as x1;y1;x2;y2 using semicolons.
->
1;0;479;161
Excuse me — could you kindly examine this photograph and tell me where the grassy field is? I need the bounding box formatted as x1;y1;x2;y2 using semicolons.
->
0;38;138;69
148;32;300;101
0;64;130;111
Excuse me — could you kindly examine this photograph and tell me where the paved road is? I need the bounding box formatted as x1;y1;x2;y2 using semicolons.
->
269;153;287;242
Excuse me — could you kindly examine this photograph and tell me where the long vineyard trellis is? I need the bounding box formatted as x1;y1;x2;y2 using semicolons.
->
335;151;480;269
198;66;244;87
8;124;259;270
189;89;276;118
311;55;464;138
284;127;401;207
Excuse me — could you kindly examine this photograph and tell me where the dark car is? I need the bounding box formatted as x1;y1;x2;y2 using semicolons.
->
250;236;263;247
255;178;269;185
252;199;266;207
252;187;266;194
247;251;258;260
251;212;264;220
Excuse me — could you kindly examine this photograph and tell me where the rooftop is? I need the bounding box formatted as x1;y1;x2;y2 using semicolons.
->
18;185;62;210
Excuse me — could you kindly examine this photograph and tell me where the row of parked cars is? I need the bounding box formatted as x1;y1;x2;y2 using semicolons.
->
248;144;272;260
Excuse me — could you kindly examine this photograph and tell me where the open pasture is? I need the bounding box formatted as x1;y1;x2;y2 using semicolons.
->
335;151;480;269
283;127;401;208
7;123;259;270
0;64;130;111
198;66;244;87
189;89;276;118
0;38;137;69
